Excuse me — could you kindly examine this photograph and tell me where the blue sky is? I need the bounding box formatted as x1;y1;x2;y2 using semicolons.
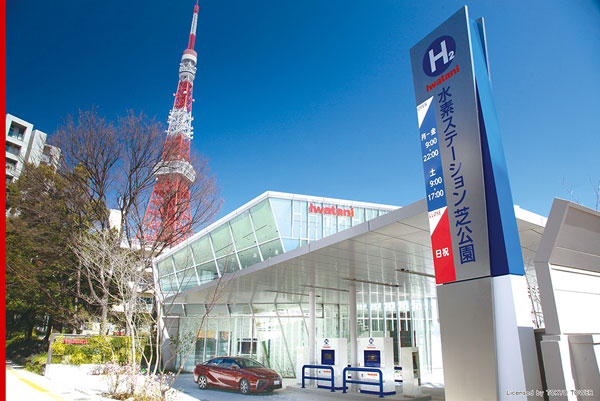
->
7;0;600;219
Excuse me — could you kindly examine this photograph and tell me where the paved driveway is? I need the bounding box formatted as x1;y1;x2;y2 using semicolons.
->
173;374;444;401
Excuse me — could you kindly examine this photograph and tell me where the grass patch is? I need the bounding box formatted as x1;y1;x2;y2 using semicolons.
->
6;335;49;375
25;353;48;375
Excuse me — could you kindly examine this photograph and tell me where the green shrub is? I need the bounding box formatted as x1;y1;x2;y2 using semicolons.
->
50;336;146;365
25;353;47;375
6;335;47;366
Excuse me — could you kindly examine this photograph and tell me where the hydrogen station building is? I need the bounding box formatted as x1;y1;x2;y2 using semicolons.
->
153;5;600;401
155;191;547;382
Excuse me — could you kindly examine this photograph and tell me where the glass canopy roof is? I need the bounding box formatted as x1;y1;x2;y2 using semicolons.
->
154;191;398;293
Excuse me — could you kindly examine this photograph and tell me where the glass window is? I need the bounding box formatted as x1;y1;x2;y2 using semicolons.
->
307;210;322;241
8;124;25;140
173;247;194;270
204;320;218;360
259;239;283;260
217;254;239;274
292;200;302;239
220;358;235;368
270;198;292;238
164;303;184;316
186;304;206;316
323;204;337;237
282;238;299;252
230;304;251;315
237;247;262;268
300;303;323;318
209;304;229;316
250;200;279;243
210;224;235;257
230;211;257;250
190;236;213;265
159;274;178;292
300;201;308;239
365;209;379;221
6;142;21;156
253;304;277;316
338;215;351;232
176;267;197;291
276;304;303;316
157;259;174;276
237;339;257;355
352;207;365;226
236;358;266;369
196;261;217;284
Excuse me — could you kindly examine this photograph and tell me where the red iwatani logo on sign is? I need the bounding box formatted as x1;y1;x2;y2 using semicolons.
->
62;338;88;345
426;64;459;92
309;203;354;217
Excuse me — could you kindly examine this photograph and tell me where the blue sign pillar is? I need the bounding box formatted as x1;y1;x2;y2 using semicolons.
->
410;7;542;400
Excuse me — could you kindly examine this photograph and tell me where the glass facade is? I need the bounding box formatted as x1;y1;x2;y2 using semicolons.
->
155;194;393;294
170;288;441;381
156;193;442;382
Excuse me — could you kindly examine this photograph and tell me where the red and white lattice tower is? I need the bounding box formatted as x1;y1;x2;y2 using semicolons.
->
142;1;200;246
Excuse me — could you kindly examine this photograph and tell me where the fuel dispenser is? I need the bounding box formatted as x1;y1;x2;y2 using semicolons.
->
401;347;422;396
317;338;347;390
357;337;395;395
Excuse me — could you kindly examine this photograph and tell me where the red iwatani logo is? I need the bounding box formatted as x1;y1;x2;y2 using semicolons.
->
309;203;354;217
426;64;459;92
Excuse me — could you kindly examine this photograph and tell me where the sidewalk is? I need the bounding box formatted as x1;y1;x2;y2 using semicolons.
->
6;363;112;401
6;363;197;401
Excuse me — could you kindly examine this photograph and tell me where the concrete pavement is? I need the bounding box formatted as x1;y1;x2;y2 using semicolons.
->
6;364;111;401
6;365;444;401
173;373;445;401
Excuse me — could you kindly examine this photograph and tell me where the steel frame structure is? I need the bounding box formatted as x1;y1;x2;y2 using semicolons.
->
142;1;199;246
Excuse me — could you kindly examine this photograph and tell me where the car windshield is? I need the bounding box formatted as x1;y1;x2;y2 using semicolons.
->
235;358;265;369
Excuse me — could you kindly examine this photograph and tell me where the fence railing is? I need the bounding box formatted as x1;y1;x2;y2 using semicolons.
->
342;367;385;398
301;364;335;392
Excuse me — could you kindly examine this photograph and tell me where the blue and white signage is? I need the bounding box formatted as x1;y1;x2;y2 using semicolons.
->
422;36;456;77
410;6;524;283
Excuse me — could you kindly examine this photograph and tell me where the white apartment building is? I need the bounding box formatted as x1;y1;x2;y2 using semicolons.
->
6;113;61;184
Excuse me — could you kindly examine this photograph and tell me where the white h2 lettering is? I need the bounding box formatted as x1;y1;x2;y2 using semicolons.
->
429;40;449;73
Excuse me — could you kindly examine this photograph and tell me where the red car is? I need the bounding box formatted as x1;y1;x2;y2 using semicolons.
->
193;357;282;394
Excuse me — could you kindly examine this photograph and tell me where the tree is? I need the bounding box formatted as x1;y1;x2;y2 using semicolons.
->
5;164;87;340
54;108;223;400
55;108;221;335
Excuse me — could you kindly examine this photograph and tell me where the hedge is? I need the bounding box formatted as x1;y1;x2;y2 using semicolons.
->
51;336;145;365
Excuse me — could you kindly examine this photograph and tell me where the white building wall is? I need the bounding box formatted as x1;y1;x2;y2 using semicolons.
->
26;129;47;167
6;113;58;183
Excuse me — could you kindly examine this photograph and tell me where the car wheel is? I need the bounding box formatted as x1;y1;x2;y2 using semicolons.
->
197;375;208;389
239;378;251;394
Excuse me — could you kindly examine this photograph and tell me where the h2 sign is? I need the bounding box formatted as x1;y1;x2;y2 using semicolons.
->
423;36;456;77
410;7;489;284
410;7;524;284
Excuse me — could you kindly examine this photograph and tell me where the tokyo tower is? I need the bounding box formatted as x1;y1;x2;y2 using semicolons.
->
142;1;199;246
